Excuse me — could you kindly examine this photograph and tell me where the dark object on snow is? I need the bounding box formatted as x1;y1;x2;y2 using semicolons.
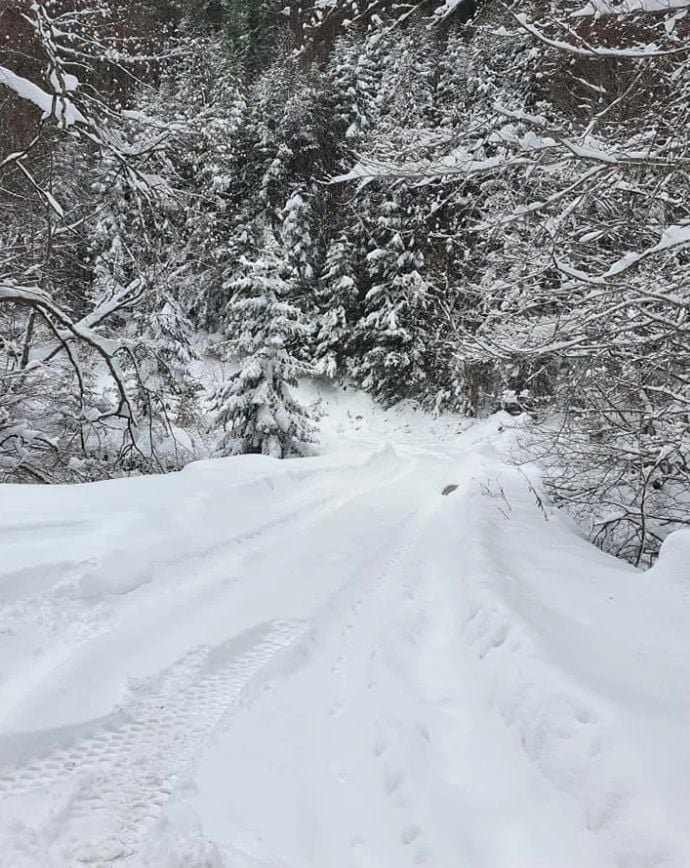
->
442;484;459;496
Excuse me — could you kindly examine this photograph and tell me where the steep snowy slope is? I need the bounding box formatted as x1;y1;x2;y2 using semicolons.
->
0;390;689;868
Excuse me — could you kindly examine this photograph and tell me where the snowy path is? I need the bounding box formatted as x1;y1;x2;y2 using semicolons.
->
1;398;689;867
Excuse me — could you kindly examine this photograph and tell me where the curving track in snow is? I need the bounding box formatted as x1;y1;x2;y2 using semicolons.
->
1;405;689;868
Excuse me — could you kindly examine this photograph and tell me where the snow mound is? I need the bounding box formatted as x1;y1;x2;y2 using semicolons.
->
649;529;690;587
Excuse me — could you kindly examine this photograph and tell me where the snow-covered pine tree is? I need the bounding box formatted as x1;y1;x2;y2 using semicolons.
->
212;235;315;458
352;190;433;404
384;26;437;130
256;71;332;224
314;234;362;380
325;30;385;149
433;30;471;129
281;185;318;289
169;36;247;331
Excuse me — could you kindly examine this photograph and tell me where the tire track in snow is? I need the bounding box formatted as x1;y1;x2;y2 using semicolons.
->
0;620;307;866
0;451;408;735
0;487;348;737
0;446;437;867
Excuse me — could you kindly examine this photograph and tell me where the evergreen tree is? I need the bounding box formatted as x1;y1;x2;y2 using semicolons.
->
314;234;361;379
325;31;385;150
281;186;317;286
352;190;433;404
212;236;315;458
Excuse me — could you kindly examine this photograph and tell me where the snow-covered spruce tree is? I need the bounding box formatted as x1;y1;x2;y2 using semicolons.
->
351;189;433;404
262;71;335;217
212;236;315;458
313;234;362;380
148;33;247;332
324;29;388;150
220;63;332;248
326;22;480;410
219;62;338;364
226;0;286;75
432;29;472;130
281;186;317;287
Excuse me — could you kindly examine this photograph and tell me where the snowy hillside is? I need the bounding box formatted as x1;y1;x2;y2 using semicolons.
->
1;390;689;868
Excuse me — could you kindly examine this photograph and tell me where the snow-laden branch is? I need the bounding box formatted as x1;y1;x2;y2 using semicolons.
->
335;99;690;185
0;64;85;127
571;0;690;18
332;136;682;185
332;145;507;183
558;224;690;284
0;281;134;421
506;9;690;57
432;0;475;22
0;282;54;307
494;105;690;169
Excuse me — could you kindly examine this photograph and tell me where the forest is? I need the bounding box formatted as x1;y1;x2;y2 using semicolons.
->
1;0;689;565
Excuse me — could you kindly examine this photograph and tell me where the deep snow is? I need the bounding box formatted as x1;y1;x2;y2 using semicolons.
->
0;387;689;868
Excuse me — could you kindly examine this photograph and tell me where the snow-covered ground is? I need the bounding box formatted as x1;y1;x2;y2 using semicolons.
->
1;386;689;868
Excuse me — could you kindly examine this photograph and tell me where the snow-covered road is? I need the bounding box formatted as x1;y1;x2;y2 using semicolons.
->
1;395;689;868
